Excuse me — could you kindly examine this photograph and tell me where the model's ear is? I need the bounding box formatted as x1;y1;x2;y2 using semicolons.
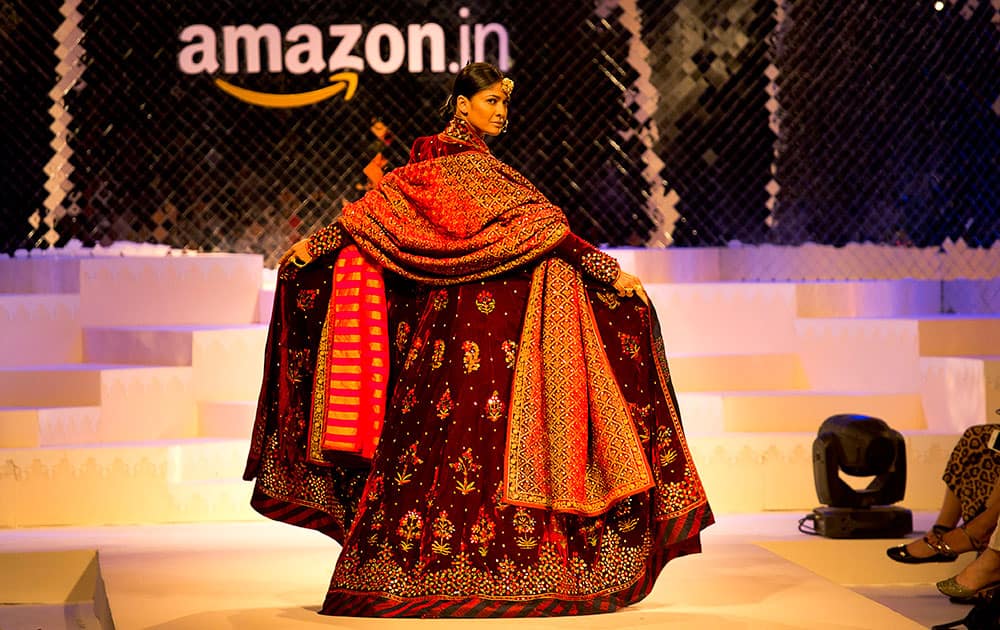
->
456;95;470;116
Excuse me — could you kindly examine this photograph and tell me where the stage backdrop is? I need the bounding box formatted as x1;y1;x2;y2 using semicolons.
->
1;1;998;267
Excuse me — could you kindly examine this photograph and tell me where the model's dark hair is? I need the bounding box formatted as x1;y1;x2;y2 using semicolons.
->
438;62;505;121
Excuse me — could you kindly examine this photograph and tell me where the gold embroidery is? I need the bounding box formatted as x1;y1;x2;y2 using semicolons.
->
329;529;653;600
475;290;496;314
449;448;481;495
501;340;517;368
505;258;654;515
596;291;620;310
462;340;481;373
395;322;410;353
485;390;505;422
431;339;445;369
436;388;453;420
396;510;423;552
340;151;570;286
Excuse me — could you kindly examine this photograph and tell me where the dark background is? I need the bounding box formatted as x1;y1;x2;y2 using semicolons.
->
2;1;997;266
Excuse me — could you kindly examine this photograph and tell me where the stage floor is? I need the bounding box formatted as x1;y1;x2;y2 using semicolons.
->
0;511;978;629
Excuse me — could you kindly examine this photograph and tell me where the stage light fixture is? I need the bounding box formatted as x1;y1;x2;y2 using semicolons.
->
807;414;913;538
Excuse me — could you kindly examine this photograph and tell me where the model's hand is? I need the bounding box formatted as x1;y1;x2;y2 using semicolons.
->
279;238;313;268
613;270;648;304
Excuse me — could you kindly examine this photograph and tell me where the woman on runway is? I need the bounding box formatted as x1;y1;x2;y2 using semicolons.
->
243;62;712;618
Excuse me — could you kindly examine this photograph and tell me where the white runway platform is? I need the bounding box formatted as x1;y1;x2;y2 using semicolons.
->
2;243;1000;628
0;512;979;629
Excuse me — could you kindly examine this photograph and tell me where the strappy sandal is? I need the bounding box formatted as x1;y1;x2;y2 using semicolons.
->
935;525;989;557
886;524;959;564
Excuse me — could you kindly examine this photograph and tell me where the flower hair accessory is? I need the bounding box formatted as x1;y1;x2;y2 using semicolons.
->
501;77;514;97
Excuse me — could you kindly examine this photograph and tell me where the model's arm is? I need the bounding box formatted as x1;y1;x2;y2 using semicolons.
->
278;222;347;268
553;232;647;303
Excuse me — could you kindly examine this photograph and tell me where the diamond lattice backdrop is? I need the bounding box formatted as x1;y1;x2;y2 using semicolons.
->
1;0;997;273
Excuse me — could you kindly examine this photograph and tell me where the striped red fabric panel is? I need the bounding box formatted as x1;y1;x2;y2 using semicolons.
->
321;246;389;457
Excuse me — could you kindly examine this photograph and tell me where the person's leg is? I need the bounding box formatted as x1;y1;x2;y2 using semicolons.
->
937;514;1000;598
892;488;963;559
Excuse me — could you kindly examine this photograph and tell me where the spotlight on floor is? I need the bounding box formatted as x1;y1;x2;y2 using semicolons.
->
809;414;913;538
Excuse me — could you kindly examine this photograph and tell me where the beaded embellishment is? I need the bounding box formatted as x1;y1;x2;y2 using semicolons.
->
581;251;620;284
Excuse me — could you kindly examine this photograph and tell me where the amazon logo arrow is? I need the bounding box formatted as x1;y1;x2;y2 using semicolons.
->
214;71;358;108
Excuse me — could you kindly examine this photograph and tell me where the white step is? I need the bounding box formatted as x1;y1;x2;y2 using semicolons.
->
78;255;263;327
794;280;942;318
0;407;101;447
669;353;808;392
920;356;1000;432
678;390;925;434
199;401;256;439
83;325;267;402
0;431;958;526
0;365;197;444
0;294;81;367
646;282;799;355
0;257;81;294
0;438;251;527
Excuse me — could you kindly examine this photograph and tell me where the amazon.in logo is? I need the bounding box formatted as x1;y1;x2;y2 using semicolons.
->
177;7;510;108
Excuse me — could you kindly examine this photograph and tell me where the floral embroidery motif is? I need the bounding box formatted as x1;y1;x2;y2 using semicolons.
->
656;427;677;467
395;442;423;486
286;348;311;384
578;519;604;548
512;507;536;534
462;340;481;374
366;475;384;505
618;332;640;360
399;387;416;413
475;290;496;315
296;289;319;311
395;322;411;353
630;403;653;441
449;448;482;495
396;510;423;551
431;339;445;369
405;336;424;370
470;508;496;556
596;291;620;310
431;289;449;311
501;340;517;368
513;507;539;549
485;390;505;422
436;388;453;420
431;511;455;556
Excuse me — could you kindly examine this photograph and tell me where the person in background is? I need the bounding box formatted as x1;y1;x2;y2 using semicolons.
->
887;418;1000;564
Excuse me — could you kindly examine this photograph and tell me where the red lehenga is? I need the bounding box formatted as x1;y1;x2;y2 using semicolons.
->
244;118;713;618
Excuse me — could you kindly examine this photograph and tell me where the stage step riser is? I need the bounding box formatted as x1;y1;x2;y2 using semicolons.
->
646;283;800;355
0;432;954;526
679;391;926;433
670;354;809;393
0;295;82;367
920;357;1000;433
0;367;198;444
795;319;922;393
918;317;1000;356
795;280;942;318
78;256;263;327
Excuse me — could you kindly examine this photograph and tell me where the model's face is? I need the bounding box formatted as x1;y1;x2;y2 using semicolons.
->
457;81;509;137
